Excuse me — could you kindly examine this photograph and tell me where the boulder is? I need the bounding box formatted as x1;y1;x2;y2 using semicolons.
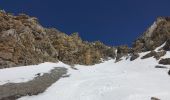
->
130;53;139;61
159;58;170;65
151;97;160;100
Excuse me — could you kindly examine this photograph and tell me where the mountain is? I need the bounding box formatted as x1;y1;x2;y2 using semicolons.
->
133;17;170;52
1;10;170;68
1;11;170;100
0;10;116;68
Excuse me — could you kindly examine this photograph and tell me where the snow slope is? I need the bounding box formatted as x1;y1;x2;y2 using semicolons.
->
0;62;69;85
16;52;170;100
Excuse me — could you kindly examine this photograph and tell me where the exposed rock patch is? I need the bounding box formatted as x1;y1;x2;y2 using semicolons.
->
163;39;170;50
116;45;131;61
168;70;170;75
155;65;167;69
141;51;166;60
0;67;67;100
159;58;170;65
151;97;161;100
130;53;139;61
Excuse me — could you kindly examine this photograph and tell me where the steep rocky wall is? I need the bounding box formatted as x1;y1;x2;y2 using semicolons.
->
0;11;58;68
0;11;116;68
2;11;170;67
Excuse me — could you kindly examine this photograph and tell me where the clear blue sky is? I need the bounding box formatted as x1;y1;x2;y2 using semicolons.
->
0;0;170;46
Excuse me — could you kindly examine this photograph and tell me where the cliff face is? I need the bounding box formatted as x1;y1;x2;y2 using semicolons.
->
0;12;58;68
0;11;116;68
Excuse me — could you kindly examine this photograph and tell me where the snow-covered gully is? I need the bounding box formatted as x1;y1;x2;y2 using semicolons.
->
13;52;170;100
0;52;170;100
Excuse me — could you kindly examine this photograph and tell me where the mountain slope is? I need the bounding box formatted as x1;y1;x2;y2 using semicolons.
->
14;49;170;100
133;17;170;52
1;11;170;100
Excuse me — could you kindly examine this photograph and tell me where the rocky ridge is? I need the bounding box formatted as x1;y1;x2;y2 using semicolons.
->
1;11;170;68
0;11;116;68
1;11;170;100
133;17;170;52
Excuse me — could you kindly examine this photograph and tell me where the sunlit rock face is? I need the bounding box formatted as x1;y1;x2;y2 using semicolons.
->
0;11;116;68
0;11;58;68
1;10;170;68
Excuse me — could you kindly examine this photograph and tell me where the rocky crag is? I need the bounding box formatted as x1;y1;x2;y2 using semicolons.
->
1;11;170;100
130;17;170;62
0;11;116;68
1;10;170;68
133;17;170;52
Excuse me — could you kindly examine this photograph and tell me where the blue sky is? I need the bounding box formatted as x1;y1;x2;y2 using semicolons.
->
0;0;170;46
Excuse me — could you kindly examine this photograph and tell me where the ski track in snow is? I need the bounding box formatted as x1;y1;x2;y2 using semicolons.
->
16;52;170;100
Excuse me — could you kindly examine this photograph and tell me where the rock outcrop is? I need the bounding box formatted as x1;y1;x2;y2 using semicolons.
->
159;58;170;65
1;10;170;68
46;29;116;65
141;50;166;60
0;11;58;68
151;97;161;100
116;45;131;60
133;17;170;52
0;11;116;68
130;53;139;61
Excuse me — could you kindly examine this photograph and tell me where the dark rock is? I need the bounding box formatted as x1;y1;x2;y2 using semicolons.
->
116;45;131;61
159;58;170;65
163;39;170;51
154;51;166;60
141;51;166;60
168;70;170;75
151;97;161;100
155;65;167;69
130;53;139;61
141;51;156;59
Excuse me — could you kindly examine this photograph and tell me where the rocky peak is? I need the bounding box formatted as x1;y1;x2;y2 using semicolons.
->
133;17;170;52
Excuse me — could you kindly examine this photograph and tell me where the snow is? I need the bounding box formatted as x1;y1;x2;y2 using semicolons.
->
0;62;68;85
16;53;170;100
146;22;157;37
155;42;166;52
